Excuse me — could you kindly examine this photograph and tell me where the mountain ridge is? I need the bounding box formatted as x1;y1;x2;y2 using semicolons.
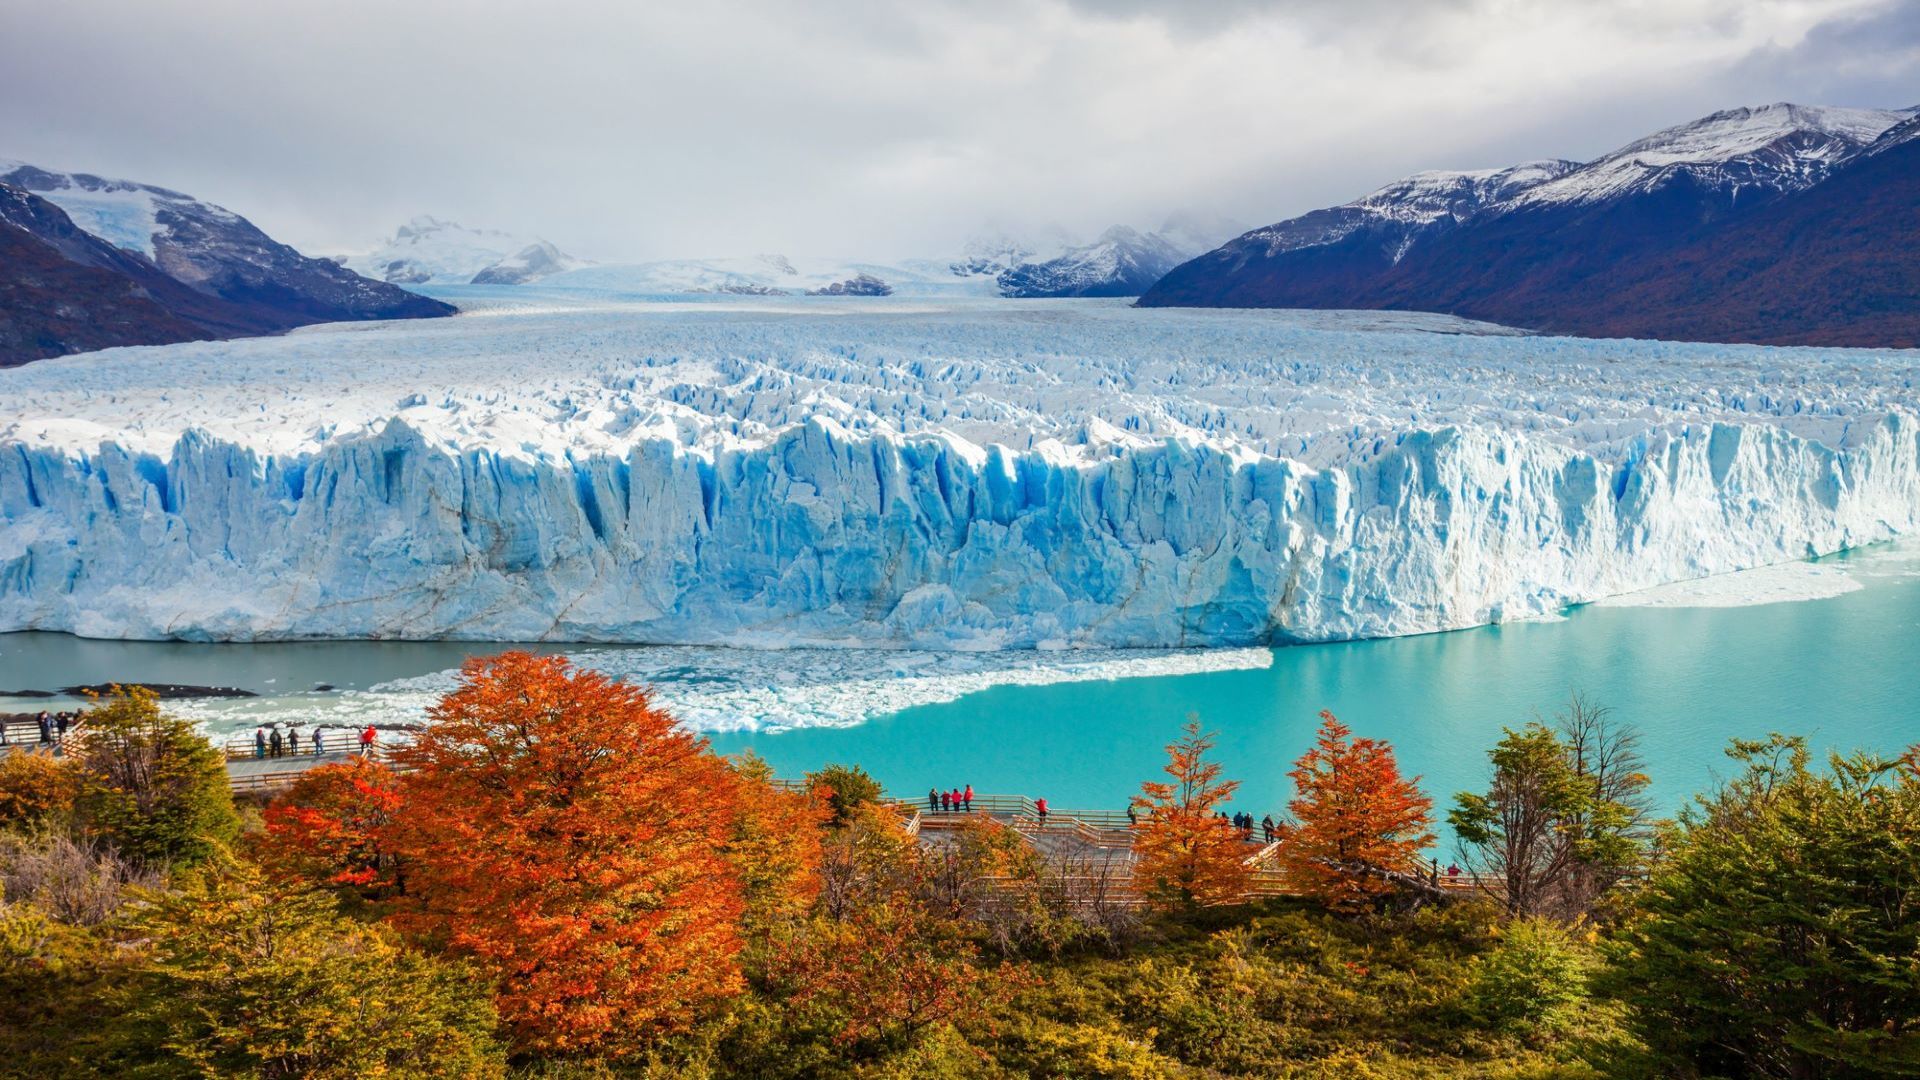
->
1139;101;1920;347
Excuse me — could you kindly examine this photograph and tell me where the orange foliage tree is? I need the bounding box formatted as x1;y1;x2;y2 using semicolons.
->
0;750;78;831
1130;717;1252;910
726;751;829;932
1279;710;1434;911
257;756;404;904
383;652;748;1058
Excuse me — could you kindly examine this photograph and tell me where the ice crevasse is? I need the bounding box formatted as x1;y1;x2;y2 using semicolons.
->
4;411;1916;646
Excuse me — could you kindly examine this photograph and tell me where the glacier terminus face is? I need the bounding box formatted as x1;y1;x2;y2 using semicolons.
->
2;293;1917;648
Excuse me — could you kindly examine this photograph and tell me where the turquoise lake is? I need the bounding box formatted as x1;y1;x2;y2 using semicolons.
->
709;547;1920;827
4;545;1915;841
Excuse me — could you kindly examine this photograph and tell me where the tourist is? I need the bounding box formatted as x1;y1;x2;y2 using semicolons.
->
360;724;377;756
950;788;961;812
963;784;974;812
269;727;284;758
54;712;70;741
1261;814;1276;843
36;711;51;745
288;727;301;755
1127;804;1137;827
1446;863;1461;880
928;787;940;812
940;790;952;812
254;727;267;759
1035;797;1048;824
312;728;325;755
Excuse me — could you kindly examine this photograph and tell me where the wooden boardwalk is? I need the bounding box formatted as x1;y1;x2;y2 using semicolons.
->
215;743;1490;900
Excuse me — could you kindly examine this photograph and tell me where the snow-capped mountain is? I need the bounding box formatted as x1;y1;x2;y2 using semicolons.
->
1506;103;1912;209
0;161;451;364
1;183;208;364
469;240;579;286
1140;101;1920;346
1237;161;1579;264
996;215;1248;298
347;217;580;286
997;225;1191;298
539;254;989;298
947;223;1079;277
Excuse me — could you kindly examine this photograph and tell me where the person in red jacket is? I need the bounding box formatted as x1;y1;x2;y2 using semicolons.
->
359;724;377;756
963;784;974;812
1034;797;1048;824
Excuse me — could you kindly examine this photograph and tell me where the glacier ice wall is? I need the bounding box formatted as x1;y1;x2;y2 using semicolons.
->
5;411;1916;646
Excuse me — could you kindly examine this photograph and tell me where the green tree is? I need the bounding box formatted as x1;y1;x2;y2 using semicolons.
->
806;763;884;827
1451;708;1649;919
70;688;239;868
132;866;506;1078
1615;735;1920;1079
1556;693;1654;915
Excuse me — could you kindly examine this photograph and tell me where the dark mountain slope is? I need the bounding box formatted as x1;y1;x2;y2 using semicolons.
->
1140;103;1920;347
1507;127;1920;347
0;185;211;365
0;161;453;351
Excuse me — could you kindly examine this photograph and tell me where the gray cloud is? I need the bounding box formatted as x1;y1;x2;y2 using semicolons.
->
0;0;1910;263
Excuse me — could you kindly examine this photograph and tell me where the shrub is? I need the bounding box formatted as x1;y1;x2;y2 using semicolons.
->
0;752;79;833
0;832;161;926
1467;918;1589;1034
132;867;506;1078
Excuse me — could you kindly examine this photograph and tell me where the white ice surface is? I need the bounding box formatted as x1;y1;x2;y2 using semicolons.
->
3;294;1919;648
1592;560;1862;609
174;644;1274;736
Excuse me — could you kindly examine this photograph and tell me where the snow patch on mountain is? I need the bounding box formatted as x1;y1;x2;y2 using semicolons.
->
0;160;235;259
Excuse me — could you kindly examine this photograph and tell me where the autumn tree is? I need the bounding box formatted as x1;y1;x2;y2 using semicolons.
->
726;751;828;932
384;652;748;1059
131;865;505;1079
0;751;79;833
756;805;1023;1066
768;892;1015;1059
70;687;238;868
1131;718;1251;911
1279;711;1434;912
257;757;404;906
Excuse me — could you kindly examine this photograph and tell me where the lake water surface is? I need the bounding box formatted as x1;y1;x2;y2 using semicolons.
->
5;545;1915;836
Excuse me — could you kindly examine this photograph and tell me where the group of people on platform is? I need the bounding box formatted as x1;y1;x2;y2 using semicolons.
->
929;784;975;813
1;710;79;747
250;722;381;760
1219;810;1280;843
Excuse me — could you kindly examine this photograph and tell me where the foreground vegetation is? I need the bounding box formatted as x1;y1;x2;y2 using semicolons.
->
0;657;1915;1078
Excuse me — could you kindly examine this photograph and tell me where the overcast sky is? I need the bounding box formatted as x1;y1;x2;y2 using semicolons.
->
3;0;1916;261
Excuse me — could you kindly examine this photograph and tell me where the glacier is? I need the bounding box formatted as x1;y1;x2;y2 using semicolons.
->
2;294;1917;647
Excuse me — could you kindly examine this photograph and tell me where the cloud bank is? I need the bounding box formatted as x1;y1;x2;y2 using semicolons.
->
1;0;1913;261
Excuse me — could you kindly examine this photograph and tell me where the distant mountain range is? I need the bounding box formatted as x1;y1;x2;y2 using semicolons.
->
344;216;581;286
1140;102;1920;347
986;213;1249;298
0;162;451;366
